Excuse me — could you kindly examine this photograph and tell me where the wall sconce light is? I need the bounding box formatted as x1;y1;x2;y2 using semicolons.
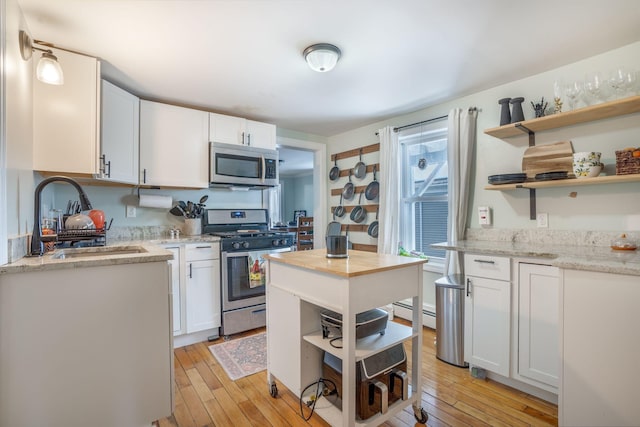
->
303;43;341;73
19;30;64;85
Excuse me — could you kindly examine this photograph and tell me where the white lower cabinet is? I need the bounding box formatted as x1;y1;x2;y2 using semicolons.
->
464;255;511;377
164;242;221;343
515;262;559;391
185;243;221;334
561;269;640;426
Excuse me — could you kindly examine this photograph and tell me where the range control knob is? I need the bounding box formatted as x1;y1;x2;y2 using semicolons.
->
242;241;250;249
272;239;280;246
232;242;241;250
280;239;289;246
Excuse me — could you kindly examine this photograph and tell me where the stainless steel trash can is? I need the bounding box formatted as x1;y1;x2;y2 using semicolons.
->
435;274;468;367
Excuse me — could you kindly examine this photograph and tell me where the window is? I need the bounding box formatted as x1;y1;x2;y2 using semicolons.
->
399;123;448;260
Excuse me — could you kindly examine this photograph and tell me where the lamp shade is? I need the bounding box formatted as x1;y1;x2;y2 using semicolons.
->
36;51;64;85
303;43;341;73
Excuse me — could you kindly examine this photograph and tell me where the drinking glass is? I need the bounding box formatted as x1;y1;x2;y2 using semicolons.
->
583;72;610;105
564;81;583;110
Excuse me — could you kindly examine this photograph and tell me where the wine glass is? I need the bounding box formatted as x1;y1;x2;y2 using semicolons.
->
608;67;637;99
553;79;564;113
564;81;583;110
584;72;610;105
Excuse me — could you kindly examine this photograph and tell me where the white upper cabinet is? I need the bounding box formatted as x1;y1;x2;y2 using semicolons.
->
99;80;139;184
246;119;276;149
139;101;209;188
33;48;100;175
209;112;276;149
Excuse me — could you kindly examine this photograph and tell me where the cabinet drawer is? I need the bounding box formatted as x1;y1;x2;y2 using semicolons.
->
465;254;510;281
185;243;219;261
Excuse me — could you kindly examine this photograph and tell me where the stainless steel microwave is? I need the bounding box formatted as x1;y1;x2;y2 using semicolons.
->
210;142;279;187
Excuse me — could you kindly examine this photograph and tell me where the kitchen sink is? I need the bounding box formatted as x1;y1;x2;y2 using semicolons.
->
52;246;148;259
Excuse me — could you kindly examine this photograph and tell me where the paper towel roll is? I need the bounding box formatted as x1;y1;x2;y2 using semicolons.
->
138;194;172;209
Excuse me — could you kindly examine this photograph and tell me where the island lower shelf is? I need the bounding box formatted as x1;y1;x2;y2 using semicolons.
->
303;321;415;361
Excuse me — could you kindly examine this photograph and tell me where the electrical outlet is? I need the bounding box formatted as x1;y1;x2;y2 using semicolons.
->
537;212;548;228
126;205;136;218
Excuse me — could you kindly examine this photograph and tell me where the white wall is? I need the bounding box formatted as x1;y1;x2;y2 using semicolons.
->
328;41;640;234
327;41;640;313
280;173;313;224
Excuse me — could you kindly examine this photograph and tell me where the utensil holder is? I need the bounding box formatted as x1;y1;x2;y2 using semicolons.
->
183;218;202;236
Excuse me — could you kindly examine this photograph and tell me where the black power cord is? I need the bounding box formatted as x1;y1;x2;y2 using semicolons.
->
298;377;338;421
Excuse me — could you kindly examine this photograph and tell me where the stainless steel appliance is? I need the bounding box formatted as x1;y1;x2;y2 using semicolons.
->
203;209;294;337
209;142;279;188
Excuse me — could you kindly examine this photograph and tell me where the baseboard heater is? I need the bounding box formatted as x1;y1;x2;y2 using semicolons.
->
392;301;435;318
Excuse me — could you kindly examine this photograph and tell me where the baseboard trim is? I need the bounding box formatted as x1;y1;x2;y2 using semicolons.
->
393;301;436;329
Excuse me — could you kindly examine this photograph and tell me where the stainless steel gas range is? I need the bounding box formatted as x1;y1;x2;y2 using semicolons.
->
203;209;295;337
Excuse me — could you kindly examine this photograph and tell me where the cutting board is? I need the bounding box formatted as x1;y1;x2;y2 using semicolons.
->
522;141;574;178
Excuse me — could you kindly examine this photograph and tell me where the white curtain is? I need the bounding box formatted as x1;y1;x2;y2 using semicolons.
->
445;108;477;275
377;126;400;255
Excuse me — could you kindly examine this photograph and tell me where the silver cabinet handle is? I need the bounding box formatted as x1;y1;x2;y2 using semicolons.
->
195;245;212;249
241;131;246;145
189;263;193;279
466;278;471;297
247;133;251;146
143;168;147;183
105;160;111;178
473;259;495;264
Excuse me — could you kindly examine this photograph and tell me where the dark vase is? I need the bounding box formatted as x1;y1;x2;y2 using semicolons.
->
510;97;525;123
498;97;511;125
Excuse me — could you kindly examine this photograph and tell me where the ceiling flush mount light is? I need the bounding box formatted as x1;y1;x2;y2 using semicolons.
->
303;43;341;73
19;30;64;85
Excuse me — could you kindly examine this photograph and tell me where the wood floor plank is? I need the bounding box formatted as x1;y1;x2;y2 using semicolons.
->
238;399;275;427
180;385;214;426
202;397;235;427
157;323;558;427
185;367;215;402
211;386;253;427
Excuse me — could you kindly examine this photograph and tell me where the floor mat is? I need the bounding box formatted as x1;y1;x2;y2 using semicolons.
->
208;332;267;381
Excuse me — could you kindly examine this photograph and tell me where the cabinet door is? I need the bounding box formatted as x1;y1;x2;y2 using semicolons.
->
140;101;209;188
209;112;246;145
246;120;276;149
464;275;511;376
100;80;139;184
33;48;100;174
185;259;221;333
165;246;182;335
518;263;559;388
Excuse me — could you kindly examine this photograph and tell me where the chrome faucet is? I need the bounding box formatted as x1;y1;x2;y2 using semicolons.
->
30;176;93;256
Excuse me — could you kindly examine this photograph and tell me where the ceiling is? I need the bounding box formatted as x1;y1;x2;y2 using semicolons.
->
17;0;640;137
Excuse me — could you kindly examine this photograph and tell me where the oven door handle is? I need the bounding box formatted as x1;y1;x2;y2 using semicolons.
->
260;155;266;184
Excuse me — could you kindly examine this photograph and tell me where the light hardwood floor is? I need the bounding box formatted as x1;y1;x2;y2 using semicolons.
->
157;319;558;426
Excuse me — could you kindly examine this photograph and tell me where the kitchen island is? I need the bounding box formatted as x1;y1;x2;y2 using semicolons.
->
0;244;174;427
264;249;428;427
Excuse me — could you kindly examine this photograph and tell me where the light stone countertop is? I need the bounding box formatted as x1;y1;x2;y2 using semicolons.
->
1;234;221;275
432;238;640;276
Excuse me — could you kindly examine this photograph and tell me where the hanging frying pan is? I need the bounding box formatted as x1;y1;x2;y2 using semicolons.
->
350;192;366;223
353;148;367;179
329;157;340;181
342;170;355;200
334;193;346;218
368;207;379;238
365;165;379;201
326;210;342;236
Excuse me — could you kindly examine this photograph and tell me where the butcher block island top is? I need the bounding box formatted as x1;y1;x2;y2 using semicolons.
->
263;248;428;278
